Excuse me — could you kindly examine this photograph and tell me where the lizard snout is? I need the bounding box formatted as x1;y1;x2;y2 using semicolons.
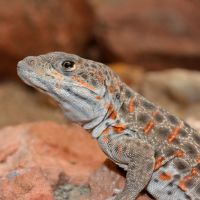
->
17;56;36;69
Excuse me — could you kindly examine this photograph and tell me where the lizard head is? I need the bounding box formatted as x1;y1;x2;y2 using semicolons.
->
17;52;122;136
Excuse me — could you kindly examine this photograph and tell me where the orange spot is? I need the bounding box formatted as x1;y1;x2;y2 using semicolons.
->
191;168;198;176
102;127;110;135
113;124;126;133
159;172;172;181
128;97;134;113
179;174;192;191
179;178;188;191
110;110;117;120
179;168;198;191
72;76;96;92
196;156;200;163
154;156;165;170
152;111;159;117
144;121;155;134
174;150;184;158
96;96;101;100
108;85;115;94
107;104;114;115
102;136;108;143
143;111;159;134
167;126;181;143
106;104;117;120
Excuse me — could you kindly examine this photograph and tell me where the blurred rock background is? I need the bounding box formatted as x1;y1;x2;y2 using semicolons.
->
0;0;200;199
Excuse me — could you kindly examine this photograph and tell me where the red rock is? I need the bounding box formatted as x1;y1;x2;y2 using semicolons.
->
0;167;53;200
93;0;200;69
0;122;106;185
0;121;153;199
0;0;94;79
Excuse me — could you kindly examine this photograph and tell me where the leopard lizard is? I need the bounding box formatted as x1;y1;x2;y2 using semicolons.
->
17;52;200;200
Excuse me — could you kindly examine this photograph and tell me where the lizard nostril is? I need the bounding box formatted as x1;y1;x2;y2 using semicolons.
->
29;59;35;66
25;56;36;66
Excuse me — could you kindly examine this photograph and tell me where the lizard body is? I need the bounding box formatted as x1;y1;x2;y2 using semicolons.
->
17;52;200;200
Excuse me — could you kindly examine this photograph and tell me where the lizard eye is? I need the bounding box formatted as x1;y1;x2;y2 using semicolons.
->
62;61;76;72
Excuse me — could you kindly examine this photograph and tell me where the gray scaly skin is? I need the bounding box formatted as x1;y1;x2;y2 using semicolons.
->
17;52;200;200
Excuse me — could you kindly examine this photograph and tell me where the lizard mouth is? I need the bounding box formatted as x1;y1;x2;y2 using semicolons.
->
17;60;48;93
17;60;30;77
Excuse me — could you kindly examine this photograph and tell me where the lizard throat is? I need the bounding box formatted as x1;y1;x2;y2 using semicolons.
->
83;101;124;138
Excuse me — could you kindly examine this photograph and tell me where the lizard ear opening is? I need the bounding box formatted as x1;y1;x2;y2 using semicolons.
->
62;60;76;72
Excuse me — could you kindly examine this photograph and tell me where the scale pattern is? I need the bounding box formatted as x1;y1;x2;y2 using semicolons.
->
17;52;200;200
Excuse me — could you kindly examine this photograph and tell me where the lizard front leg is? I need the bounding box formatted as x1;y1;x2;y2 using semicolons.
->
114;153;155;200
98;134;155;200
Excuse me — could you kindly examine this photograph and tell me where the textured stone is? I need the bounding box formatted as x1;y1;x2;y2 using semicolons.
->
0;0;94;78
0;167;53;200
93;0;200;69
0;121;153;199
0;122;106;184
54;183;90;200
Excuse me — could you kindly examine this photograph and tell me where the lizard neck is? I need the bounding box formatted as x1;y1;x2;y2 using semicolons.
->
83;82;133;139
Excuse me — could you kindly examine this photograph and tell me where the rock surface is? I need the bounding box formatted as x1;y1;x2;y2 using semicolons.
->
0;167;54;200
0;121;106;184
0;0;94;78
54;183;90;200
92;0;200;69
0;121;152;200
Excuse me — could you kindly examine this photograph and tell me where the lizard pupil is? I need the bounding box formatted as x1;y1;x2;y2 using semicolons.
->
62;61;75;71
